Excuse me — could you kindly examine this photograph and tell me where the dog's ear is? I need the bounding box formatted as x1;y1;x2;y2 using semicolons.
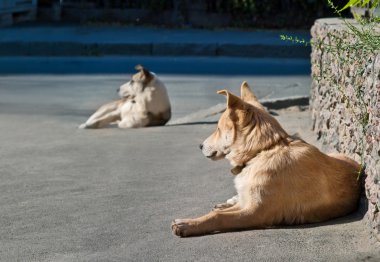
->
240;81;258;102
134;64;153;84
240;81;266;110
217;90;246;109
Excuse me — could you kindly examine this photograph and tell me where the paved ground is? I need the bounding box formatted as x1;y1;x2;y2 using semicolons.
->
0;74;311;120
0;74;379;262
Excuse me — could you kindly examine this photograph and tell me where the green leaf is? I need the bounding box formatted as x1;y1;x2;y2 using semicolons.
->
339;0;362;12
362;0;371;6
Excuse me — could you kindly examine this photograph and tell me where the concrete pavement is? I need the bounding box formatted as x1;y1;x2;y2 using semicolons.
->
0;74;311;120
0;74;379;261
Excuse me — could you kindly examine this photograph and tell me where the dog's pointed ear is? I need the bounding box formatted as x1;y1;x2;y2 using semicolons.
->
217;90;245;109
134;64;153;84
240;81;259;102
240;81;266;110
135;64;152;78
135;64;143;71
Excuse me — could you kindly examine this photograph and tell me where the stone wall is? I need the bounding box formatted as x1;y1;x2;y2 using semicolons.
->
310;18;380;241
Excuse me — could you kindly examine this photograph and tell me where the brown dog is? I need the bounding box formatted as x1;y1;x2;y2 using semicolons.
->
172;82;360;237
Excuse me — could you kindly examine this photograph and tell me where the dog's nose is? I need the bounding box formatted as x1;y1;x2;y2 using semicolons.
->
199;144;203;150
116;88;120;92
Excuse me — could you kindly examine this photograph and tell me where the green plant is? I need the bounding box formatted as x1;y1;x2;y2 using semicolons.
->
339;0;380;12
279;35;309;46
347;0;380;21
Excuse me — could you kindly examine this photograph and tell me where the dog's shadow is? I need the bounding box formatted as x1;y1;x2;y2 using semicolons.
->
167;121;218;126
295;196;368;228
261;197;367;232
167;108;278;127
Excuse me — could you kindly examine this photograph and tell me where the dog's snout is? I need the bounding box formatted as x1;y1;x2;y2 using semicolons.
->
116;88;120;92
199;144;203;150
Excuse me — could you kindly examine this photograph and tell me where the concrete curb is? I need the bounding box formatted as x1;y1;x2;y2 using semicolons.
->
168;95;309;125
0;42;311;58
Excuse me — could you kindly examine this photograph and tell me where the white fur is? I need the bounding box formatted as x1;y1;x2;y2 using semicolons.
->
80;71;171;129
201;127;233;160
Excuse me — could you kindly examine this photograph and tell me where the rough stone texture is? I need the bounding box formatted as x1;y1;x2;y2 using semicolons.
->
311;18;380;241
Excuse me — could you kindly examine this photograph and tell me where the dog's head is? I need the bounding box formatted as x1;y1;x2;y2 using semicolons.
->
200;82;289;168
118;65;154;98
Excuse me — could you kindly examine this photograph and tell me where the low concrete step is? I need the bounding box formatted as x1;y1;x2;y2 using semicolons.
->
0;26;311;58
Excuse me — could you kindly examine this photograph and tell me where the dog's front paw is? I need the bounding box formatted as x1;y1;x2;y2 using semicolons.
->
171;219;193;237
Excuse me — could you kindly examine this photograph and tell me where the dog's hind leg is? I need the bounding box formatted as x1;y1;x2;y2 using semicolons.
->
172;208;265;237
79;100;122;129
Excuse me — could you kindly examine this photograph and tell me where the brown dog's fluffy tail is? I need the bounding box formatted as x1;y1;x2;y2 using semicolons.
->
328;153;360;170
328;153;366;193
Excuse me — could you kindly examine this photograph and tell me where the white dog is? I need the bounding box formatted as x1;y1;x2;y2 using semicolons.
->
79;65;171;129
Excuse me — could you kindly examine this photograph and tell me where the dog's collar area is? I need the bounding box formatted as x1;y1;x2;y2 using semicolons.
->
231;165;245;175
231;138;291;175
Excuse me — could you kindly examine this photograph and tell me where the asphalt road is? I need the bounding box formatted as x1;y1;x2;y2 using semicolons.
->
0;74;379;261
0;74;311;120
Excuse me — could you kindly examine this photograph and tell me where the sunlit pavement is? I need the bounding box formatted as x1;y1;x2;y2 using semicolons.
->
0;72;379;261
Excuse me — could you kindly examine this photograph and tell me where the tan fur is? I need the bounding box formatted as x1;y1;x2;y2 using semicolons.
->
172;82;360;237
79;65;171;129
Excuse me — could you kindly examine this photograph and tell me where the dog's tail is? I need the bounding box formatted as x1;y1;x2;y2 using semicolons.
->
328;153;366;192
328;153;360;170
